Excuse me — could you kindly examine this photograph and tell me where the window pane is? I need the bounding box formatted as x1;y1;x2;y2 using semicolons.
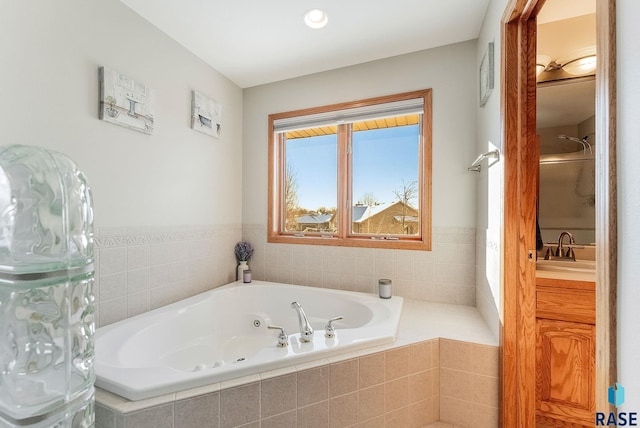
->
283;131;337;233
351;118;420;236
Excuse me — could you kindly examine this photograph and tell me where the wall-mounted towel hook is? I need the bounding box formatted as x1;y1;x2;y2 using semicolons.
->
468;149;500;172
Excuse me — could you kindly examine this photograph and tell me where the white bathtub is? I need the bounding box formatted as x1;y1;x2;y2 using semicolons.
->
95;281;403;401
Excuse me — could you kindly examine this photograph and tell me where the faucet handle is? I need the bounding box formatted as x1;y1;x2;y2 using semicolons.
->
268;325;288;348
564;246;577;260
324;316;344;338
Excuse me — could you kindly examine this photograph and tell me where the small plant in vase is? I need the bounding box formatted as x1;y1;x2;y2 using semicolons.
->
234;241;254;281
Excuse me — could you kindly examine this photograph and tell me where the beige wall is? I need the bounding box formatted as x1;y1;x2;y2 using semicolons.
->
474;0;507;340
0;0;243;228
243;40;478;229
242;41;480;306
0;0;244;326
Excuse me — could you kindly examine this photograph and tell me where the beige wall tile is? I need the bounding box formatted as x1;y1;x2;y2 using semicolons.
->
471;403;499;428
359;352;385;388
298;366;329;407
432;339;440;368
329;391;358;428
330;359;359;397
471;374;499;408
440;396;472;427
297;400;329;428
469;344;499;377
261;410;297;428
175;392;219;428
409;399;437;427
384;406;410;427
409;371;432;403
440;368;473;402
409;341;433;373
385;346;410;380
357;414;385;428
432;368;440;397
234;422;259;428
220;382;260;428
358;384;385;422
95;404;115;428
97;338;499;428
261;373;297;418
120;404;173;428
432;395;440;421
384;377;410;412
439;339;471;371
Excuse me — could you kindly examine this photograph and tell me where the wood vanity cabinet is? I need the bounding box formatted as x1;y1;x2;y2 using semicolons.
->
535;276;596;428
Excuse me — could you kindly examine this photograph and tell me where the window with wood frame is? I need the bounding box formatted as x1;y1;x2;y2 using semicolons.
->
268;89;432;250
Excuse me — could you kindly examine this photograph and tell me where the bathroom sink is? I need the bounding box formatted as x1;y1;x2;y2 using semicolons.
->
536;259;596;272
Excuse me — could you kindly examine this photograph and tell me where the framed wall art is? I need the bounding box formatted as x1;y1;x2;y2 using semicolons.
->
191;90;222;138
479;42;495;107
99;66;154;134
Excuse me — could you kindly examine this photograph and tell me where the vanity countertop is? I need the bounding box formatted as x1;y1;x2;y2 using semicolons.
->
536;269;596;283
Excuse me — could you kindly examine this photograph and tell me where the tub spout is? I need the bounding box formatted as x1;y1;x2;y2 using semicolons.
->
291;301;314;342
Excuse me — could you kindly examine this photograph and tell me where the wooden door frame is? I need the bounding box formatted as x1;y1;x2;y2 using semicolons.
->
500;0;617;426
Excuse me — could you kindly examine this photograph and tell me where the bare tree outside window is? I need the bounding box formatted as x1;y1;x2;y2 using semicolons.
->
284;164;299;230
358;192;380;206
393;179;419;234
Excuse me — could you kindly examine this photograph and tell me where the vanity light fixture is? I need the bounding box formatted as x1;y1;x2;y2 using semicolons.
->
536;55;551;76
556;46;597;75
304;8;328;29
561;55;597;75
537;46;597;78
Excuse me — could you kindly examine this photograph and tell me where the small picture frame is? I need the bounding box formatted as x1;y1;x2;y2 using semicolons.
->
479;42;495;107
191;90;222;138
99;66;154;134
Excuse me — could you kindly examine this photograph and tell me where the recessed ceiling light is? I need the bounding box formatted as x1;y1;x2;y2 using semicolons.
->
304;9;328;29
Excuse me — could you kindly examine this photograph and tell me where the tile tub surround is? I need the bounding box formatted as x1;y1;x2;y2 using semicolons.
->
243;225;477;306
94;225;241;328
93;224;477;328
95;299;499;428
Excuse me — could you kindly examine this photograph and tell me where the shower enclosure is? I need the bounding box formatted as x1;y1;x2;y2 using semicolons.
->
0;145;95;427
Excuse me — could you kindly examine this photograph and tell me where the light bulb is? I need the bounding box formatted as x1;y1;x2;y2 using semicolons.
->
304;9;328;29
563;55;597;75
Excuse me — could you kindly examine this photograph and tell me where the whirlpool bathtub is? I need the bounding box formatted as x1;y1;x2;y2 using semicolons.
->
95;281;403;400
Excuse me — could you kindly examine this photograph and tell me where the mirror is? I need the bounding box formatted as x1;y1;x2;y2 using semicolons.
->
537;79;596;245
536;8;596;246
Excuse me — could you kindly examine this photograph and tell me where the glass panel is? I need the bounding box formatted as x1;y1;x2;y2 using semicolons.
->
351;118;420;236
283;131;338;233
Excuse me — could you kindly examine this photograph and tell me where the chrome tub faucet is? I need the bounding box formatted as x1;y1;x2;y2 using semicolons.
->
267;325;288;348
291;301;314;342
324;316;343;338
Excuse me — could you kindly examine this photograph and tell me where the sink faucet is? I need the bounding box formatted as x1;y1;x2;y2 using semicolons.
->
556;231;576;260
291;301;314;342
